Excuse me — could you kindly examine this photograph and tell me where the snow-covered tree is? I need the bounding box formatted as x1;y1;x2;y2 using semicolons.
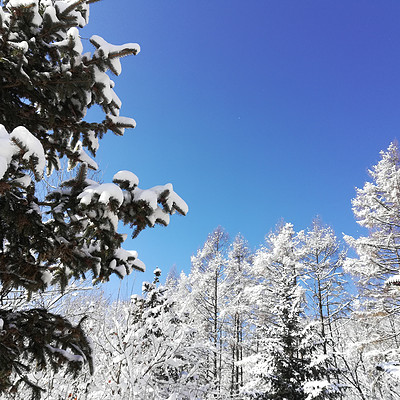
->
224;234;254;398
85;269;205;400
299;141;400;399
4;270;206;400
0;0;187;396
244;223;339;400
343;142;400;396
187;227;230;398
345;142;400;297
298;218;350;390
0;285;103;400
334;303;400;400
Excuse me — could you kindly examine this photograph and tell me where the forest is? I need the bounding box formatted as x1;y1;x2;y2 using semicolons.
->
0;0;400;399
4;153;400;399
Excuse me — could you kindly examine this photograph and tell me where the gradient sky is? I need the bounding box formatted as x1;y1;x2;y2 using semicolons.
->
81;1;400;298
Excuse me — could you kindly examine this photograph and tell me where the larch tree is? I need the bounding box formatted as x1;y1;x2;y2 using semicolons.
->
344;142;400;397
187;227;229;398
0;0;187;397
345;141;400;299
224;234;254;398
298;218;349;390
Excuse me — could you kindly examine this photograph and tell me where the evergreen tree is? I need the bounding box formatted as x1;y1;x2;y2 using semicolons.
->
244;223;339;400
0;0;187;396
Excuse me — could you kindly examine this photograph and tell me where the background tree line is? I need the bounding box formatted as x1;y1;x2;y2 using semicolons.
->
5;141;400;399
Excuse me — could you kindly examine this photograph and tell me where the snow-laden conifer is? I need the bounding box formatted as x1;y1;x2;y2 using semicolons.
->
243;223;340;400
0;0;187;395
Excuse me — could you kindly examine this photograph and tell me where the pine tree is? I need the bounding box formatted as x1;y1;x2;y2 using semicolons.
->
0;0;187;396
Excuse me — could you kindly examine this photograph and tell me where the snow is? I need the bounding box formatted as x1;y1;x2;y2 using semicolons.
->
8;0;42;26
107;114;136;129
109;259;117;271
113;170;139;188
78;183;124;207
74;141;98;170
145;183;189;215
87;130;99;151
304;380;332;399
0;125;46;180
43;5;59;24
114;265;127;277
98;184;123;206
14;174;31;188
115;248;138;261
148;207;170;227
9;41;28;53
90;35;141;58
134;188;158;210
41;270;53;286
67;27;83;54
46;345;84;364
72;11;86;28
108;212;118;231
113;248;145;273
0;125;16;179
133;258;146;272
8;0;35;7
128;183;188;216
51;27;83;55
92;66;114;104
11;126;46;178
83;89;92;107
378;362;400;379
54;0;69;14
90;35;140;76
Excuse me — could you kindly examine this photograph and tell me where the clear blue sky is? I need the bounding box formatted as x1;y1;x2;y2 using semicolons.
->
82;1;400;297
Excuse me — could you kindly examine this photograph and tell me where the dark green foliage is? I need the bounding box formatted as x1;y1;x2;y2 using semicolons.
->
0;308;92;399
0;0;187;396
246;224;340;400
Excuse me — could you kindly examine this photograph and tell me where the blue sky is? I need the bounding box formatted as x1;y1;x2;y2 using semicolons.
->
82;1;400;297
